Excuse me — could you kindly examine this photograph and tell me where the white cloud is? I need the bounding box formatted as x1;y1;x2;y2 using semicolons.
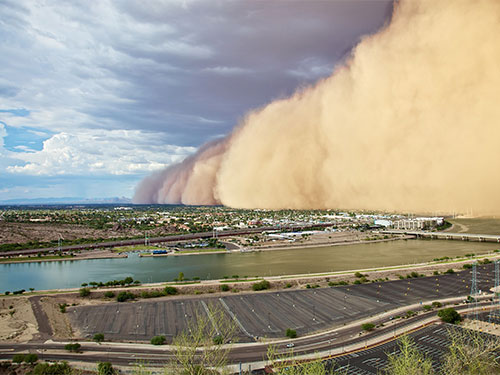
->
6;129;196;176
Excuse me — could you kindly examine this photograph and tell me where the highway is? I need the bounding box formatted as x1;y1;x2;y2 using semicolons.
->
0;301;493;370
0;223;335;257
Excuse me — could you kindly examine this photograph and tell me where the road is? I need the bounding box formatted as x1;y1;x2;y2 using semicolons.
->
0;223;335;257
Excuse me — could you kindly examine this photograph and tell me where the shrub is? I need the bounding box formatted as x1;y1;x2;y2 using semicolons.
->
4;291;10;295
151;335;166;345
59;303;68;313
12;353;25;363
164;286;178;295
252;280;271;291
104;291;115;298
64;343;81;352
354;272;364;278
116;291;135;302
285;283;292;288
33;362;72;375
79;287;91;297
285;328;297;338
97;362;115;375
432;301;443;308
445;269;455;274
463;264;473;269
438;308;462;324
213;335;223;345
24;353;38;364
93;333;105;343
423;305;432;311
220;284;230;292
361;323;375;331
433;271;440;275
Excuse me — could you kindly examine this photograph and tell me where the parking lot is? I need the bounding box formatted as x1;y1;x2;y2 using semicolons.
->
69;264;496;342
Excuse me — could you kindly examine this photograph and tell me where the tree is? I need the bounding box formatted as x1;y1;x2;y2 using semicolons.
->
438;308;461;324
266;344;336;375
169;303;237;375
441;327;500;374
64;343;81;352
361;323;375;331
178;272;185;282
79;287;91;297
24;353;38;364
151;335;166;345
93;333;105;343
97;362;115;375
164;286;178;295
385;335;433;375
286;328;297;338
12;353;25;363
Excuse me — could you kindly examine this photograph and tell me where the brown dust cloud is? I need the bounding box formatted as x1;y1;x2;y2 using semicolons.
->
134;0;500;215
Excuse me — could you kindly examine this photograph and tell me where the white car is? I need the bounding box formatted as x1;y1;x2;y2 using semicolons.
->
286;343;295;348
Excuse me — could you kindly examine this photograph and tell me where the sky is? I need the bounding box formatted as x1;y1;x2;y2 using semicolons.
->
0;0;392;201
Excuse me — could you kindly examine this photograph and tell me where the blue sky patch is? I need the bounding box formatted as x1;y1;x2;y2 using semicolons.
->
0;108;30;117
2;124;52;152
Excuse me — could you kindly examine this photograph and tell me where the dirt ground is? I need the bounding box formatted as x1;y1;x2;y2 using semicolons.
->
0;221;177;245
0;297;37;342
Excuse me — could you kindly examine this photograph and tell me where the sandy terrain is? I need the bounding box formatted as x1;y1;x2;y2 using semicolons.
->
0;297;37;342
0;221;178;245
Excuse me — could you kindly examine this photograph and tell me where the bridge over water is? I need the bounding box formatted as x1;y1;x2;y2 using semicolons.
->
382;230;500;243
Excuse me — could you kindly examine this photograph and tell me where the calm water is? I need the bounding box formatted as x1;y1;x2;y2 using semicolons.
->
1;239;498;292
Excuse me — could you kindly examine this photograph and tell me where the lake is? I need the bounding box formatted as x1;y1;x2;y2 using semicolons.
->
1;239;497;292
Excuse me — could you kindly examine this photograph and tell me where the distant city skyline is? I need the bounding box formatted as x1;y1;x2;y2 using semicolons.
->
0;0;392;200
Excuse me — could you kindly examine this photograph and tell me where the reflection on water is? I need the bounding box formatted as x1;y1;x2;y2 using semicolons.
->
1;239;497;292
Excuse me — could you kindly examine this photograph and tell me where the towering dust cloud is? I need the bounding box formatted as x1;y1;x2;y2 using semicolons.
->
134;0;500;215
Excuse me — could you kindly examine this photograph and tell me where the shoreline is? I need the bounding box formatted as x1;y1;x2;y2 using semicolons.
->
7;248;499;296
0;235;403;263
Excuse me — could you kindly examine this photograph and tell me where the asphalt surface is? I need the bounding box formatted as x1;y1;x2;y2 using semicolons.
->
68;263;496;343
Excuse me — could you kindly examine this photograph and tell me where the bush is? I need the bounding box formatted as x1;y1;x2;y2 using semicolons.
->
116;291;135;302
361;323;375;331
354;272;364;278
104;291;115;298
93;333;105;343
164;286;178;295
12;353;25;363
220;284;230;292
33;362;72;375
285;328;297;338
423;305;432;311
150;335;166;345
4;291;10;295
97;362;115;375
432;301;443;308
463;263;473;269
79;287;91;297
438;308;462;324
24;353;38;364
59;303;68;313
444;269;455;274
285;283;292;288
252;280;271;291
213;335;223;345
64;343;81;352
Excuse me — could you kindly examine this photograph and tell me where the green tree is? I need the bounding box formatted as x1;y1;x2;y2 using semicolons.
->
24;353;38;364
361;323;375;331
441;327;500;375
12;353;25;363
437;308;461;324
79;287;91;297
286;328;297;338
151;335;166;345
178;272;184;282
385;335;433;375
93;333;105;343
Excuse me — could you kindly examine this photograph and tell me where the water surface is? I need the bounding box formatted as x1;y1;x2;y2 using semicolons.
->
1;239;497;292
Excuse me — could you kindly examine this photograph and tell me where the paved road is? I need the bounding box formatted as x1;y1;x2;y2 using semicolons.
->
0;223;335;256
